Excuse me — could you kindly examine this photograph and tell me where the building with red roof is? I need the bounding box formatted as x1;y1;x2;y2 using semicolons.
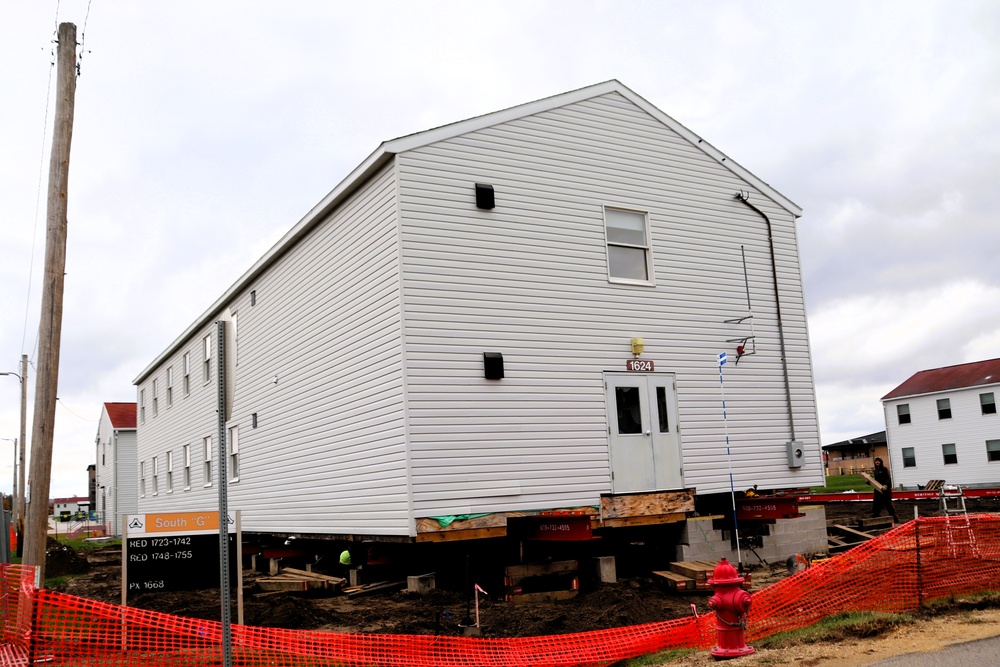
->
882;358;1000;488
94;402;138;536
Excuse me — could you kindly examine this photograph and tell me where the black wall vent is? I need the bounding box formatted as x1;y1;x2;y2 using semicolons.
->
475;183;495;209
483;352;504;380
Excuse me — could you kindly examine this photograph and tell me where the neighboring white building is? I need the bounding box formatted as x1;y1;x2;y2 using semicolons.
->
882;358;1000;489
133;80;822;543
94;402;138;536
52;496;89;519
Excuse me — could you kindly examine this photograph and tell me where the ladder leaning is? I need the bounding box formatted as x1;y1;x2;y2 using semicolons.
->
939;485;980;558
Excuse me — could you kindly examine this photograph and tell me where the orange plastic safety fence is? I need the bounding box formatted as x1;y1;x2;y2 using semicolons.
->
2;515;998;666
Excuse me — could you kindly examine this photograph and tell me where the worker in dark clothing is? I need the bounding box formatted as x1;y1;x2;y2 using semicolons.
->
871;457;899;522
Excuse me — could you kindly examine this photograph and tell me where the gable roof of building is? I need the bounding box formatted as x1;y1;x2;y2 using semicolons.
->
103;402;137;429
822;431;886;451
882;358;1000;401
135;80;801;384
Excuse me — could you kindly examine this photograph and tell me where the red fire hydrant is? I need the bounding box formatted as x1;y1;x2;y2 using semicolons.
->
707;558;755;659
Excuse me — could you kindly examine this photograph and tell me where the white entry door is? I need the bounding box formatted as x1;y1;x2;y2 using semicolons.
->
605;373;683;493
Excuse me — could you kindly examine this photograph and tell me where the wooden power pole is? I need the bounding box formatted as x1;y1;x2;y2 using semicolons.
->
23;22;77;579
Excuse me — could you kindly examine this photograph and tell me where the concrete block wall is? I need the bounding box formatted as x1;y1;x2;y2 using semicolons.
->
677;506;828;565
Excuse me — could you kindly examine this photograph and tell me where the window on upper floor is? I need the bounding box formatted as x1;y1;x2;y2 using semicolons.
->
987;440;1000;463
203;334;213;382
166;367;173;407
942;443;958;465
183;444;191;489
604;207;652;283
902;447;916;468
982;392;997;415
897;404;911;425
183;353;191;396
152;379;158;417
937;398;952;420
139;389;145;424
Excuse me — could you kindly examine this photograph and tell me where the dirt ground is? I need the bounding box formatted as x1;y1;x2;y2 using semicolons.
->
48;497;1000;657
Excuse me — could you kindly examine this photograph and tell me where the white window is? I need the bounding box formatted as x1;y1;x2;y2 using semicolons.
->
166;451;173;492
152;379;158;417
937;398;952;420
228;425;240;480
139;389;145;424
183;444;191;489
604;208;652;283
896;404;910;425
183;353;191;395
203;436;212;486
987;440;1000;463
942;443;958;465
902;447;916;468
231;310;238;365
982;392;997;416
140;461;146;497
203;334;213;382
152;456;158;495
166;367;173;407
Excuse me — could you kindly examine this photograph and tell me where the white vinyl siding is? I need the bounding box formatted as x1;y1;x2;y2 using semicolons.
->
135;164;409;533
94;406;137;537
396;91;820;514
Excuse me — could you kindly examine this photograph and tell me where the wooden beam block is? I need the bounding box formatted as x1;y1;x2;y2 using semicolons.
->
505;590;578;604
653;570;695;591
669;561;714;580
600;489;695;519
504;560;578;580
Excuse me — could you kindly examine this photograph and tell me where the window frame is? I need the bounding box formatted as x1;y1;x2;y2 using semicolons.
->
203;436;213;487
166;450;173;492
228;424;240;481
203;334;212;383
603;206;654;285
896;404;911;425
937;398;952;420
183;352;191;396
987;439;1000;463
152;379;158;417
183;444;191;489
166;367;173;407
152;455;158;495
140;460;146;497
981;392;997;415
902;447;917;468
139;389;145;424
942;443;958;465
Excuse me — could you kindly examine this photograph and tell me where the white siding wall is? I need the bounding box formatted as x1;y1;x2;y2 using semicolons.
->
398;92;821;517
885;386;1000;488
115;431;138;534
95;409;137;536
136;164;410;535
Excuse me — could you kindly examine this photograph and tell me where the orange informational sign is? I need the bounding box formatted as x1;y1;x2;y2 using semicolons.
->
126;511;235;536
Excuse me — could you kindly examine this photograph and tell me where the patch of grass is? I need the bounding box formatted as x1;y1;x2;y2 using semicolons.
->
810;474;867;494
55;536;121;551
44;575;70;590
754;611;915;649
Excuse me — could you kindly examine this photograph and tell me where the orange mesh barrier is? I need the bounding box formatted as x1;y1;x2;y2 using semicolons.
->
2;514;999;666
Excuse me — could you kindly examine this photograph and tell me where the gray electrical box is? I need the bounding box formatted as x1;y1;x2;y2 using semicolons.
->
786;440;804;468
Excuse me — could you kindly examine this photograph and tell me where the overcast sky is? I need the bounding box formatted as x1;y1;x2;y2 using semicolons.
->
2;1;999;499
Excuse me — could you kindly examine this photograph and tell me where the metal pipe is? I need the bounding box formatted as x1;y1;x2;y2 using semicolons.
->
734;192;796;441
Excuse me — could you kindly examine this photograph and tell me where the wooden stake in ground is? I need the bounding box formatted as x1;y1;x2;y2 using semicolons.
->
23;22;77;579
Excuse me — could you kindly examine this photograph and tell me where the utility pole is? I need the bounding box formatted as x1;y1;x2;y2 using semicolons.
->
18;354;27;540
23;22;77;579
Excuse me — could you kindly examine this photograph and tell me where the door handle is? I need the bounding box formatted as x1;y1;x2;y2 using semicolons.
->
645;431;651;436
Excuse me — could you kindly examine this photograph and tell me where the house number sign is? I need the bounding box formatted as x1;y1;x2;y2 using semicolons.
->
625;359;654;371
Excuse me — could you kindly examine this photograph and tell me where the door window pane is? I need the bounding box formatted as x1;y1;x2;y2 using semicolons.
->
656;386;670;433
615;386;642;434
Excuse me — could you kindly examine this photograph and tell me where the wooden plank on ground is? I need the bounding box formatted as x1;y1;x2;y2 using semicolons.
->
669;561;714;580
257;579;310;592
653;570;695;591
857;516;893;529
281;568;345;585
345;580;406;599
505;560;578;580
506;590;578;604
829;524;878;541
